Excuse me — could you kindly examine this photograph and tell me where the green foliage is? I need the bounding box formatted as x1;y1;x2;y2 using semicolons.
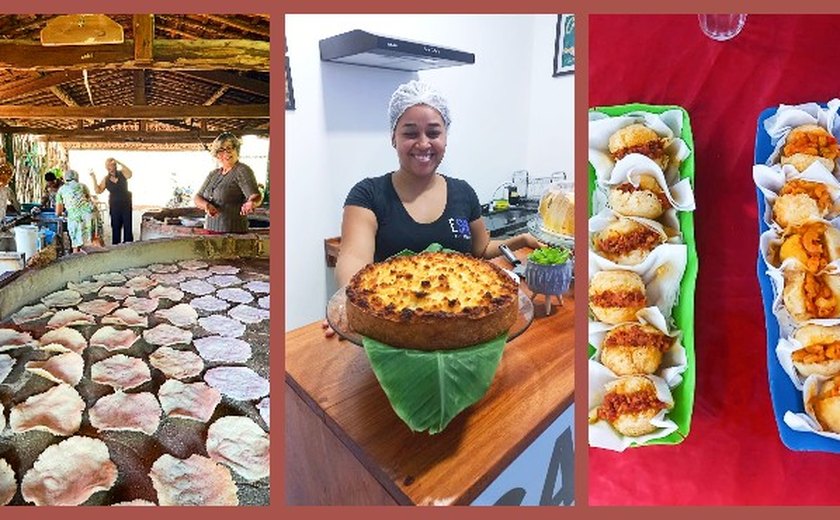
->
527;246;570;265
363;334;507;434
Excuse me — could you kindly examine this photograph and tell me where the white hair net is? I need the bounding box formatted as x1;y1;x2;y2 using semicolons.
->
63;169;79;182
388;80;451;133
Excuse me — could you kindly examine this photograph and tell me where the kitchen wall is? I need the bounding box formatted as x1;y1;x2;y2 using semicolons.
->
285;14;574;330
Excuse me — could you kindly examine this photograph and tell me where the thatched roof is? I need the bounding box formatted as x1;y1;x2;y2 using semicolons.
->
0;14;269;150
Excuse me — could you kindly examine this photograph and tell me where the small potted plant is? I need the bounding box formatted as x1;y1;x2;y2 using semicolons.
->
525;246;573;312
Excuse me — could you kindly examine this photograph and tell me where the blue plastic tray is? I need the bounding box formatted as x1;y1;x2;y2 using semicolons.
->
755;105;840;452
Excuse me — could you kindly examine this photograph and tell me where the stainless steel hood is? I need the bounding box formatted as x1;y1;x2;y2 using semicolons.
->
319;30;475;71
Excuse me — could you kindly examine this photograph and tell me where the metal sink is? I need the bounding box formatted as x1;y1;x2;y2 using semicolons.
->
481;207;536;238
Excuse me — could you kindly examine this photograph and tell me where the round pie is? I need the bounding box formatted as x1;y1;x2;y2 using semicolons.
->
346;251;519;350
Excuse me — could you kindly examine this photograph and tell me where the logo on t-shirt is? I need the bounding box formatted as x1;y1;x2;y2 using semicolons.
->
449;217;471;240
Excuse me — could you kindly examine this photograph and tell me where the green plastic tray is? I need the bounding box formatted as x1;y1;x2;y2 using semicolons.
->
588;103;699;446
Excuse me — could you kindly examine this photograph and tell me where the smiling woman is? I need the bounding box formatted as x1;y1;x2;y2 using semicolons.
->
333;80;541;291
193;132;263;234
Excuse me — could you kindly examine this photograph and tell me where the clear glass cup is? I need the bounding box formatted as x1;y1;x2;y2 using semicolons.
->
698;14;747;41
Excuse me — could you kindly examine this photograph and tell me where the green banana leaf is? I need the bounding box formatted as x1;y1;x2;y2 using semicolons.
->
391;242;451;257
363;334;507;434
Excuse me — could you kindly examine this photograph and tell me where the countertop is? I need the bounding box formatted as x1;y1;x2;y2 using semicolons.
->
285;248;574;505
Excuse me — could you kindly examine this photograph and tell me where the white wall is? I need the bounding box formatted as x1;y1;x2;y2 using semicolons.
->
285;14;574;330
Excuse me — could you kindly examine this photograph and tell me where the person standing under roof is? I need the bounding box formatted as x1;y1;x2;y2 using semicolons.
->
90;157;134;244
194;132;263;233
55;169;103;253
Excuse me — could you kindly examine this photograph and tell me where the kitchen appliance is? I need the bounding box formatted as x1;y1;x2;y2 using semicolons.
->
319;30;475;71
499;243;525;277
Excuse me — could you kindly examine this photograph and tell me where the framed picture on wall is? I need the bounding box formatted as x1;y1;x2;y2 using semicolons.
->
286;55;296;110
553;14;575;76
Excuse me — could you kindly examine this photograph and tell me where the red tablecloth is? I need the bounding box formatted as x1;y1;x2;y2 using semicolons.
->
589;14;840;506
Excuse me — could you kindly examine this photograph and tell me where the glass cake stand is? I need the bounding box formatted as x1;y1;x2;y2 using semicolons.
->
527;215;575;250
326;287;535;347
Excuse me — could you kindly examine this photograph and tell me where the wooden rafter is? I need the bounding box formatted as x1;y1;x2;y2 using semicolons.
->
0;39;269;71
0;104;269;119
133;70;146;105
157;15;232;40
133;14;154;62
204;15;270;38
203;85;229;106
36;129;269;143
152;119;198;131
48;85;78;106
0;71;83;101
154;25;197;40
82;120;123;131
179;70;269;98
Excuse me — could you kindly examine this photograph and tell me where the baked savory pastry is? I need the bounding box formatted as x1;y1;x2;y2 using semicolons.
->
608;174;670;219
600;323;674;376
589;375;671;437
783;270;840;322
345;251;519;350
592;218;667;265
792;325;840;378
774;179;835;229
608;124;672;170
538;187;575;236
810;375;840;433
778;221;840;273
589;270;646;325
781;124;839;173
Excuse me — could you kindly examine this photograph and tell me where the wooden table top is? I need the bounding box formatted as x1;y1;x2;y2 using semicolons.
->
285;249;575;505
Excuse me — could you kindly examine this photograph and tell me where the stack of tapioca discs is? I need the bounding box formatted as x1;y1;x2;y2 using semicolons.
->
587;110;696;448
0;259;270;506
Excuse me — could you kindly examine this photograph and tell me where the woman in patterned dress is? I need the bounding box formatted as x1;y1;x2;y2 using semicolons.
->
55;169;103;253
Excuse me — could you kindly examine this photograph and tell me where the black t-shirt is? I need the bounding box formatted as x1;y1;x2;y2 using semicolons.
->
344;172;482;262
105;171;131;209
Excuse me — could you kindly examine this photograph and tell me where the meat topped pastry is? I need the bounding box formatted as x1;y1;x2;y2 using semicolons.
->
783;270;840;322
791;324;840;378
592;218;667;265
589;375;671;437
781;124;839;173
589;270;646;325
809;374;840;433
778;221;840;273
608;174;670;219
346;251;519;350
608;124;672;170
773;179;836;229
600;323;674;376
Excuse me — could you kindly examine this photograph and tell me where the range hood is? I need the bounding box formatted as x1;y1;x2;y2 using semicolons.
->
319;30;475;71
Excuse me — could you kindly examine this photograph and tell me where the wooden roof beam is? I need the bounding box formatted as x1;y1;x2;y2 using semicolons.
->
0;71;83;101
204;85;229;106
204;15;270;38
0;39;269;71
34;129;269;142
0;104;269;119
151;119;198;131
157;15;231;40
134;14;154;62
179;70;269;98
48;85;79;106
84;120;124;131
154;25;197;40
134;69;146;105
